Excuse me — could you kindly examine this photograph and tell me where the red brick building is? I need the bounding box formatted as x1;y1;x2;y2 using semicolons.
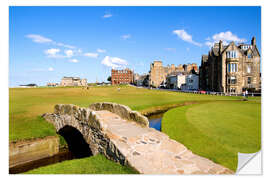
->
111;68;134;85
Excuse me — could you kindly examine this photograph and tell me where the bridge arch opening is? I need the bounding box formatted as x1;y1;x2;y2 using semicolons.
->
58;125;92;158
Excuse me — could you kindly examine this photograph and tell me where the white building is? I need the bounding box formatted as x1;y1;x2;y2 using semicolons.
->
166;73;186;89
181;74;199;90
166;73;199;90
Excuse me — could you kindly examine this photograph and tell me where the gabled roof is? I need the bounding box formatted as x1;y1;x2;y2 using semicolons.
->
221;42;245;56
236;45;260;57
252;45;261;57
205;38;260;61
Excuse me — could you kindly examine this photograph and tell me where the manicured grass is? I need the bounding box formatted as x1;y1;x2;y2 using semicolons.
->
10;86;260;174
24;154;138;174
9;86;241;142
162;100;261;171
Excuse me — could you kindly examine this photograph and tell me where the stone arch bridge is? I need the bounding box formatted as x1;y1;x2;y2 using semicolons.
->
42;102;233;174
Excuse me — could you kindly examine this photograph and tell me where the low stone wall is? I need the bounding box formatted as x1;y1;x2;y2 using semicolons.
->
89;102;149;127
9;136;59;168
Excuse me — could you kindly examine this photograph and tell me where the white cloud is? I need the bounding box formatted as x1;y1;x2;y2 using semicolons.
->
65;50;74;58
26;34;53;43
69;59;79;63
56;42;76;49
48;67;54;71
44;49;77;59
205;41;214;48
121;34;131;40
102;56;128;69
103;13;112;18
26;34;76;49
205;31;247;47
212;31;246;43
97;48;106;53
44;48;61;58
173;29;202;47
84;52;99;58
32;67;54;72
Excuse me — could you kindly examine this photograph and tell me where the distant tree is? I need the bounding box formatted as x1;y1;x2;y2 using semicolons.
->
20;83;38;87
142;75;149;86
107;76;112;82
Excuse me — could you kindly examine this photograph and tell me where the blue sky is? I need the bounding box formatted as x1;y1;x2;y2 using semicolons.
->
9;6;261;86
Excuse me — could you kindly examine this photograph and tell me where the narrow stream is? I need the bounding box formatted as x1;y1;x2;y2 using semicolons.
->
147;112;165;131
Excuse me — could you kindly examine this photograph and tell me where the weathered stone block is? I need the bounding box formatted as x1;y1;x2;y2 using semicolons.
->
54;104;62;114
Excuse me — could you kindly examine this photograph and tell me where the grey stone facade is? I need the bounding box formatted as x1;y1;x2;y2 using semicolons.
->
149;61;198;88
199;37;261;94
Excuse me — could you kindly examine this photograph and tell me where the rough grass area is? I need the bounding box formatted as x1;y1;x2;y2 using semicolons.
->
162;100;261;171
24;154;138;174
9;86;240;142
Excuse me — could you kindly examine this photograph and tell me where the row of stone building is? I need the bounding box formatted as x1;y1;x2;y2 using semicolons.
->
149;61;198;88
135;36;261;93
53;36;260;94
110;62;199;91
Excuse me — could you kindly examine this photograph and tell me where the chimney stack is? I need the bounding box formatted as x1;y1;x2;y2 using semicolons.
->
219;40;223;53
251;37;256;46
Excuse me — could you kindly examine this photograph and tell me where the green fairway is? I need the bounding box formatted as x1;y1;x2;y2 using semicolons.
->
9;86;261;174
24;154;138;174
162;100;261;171
9;86;241;142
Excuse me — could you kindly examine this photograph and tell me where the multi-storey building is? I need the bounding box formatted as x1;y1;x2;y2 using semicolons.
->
166;72;199;90
60;77;87;86
181;74;199;91
199;37;261;94
149;61;198;87
166;73;186;89
111;68;134;85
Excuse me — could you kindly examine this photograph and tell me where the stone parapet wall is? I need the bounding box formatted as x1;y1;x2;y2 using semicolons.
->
89;102;149;127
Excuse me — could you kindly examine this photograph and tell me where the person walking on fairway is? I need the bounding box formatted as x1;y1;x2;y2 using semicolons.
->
245;89;248;99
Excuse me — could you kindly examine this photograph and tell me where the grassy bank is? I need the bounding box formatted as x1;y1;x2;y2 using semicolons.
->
162;100;261;171
9;86;241;142
24;154;138;174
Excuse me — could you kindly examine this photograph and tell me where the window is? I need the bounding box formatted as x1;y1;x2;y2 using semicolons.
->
247;53;252;59
247;77;251;84
247;65;251;73
242;45;252;50
227;63;238;72
231;76;236;84
226;51;238;58
228;76;237;84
